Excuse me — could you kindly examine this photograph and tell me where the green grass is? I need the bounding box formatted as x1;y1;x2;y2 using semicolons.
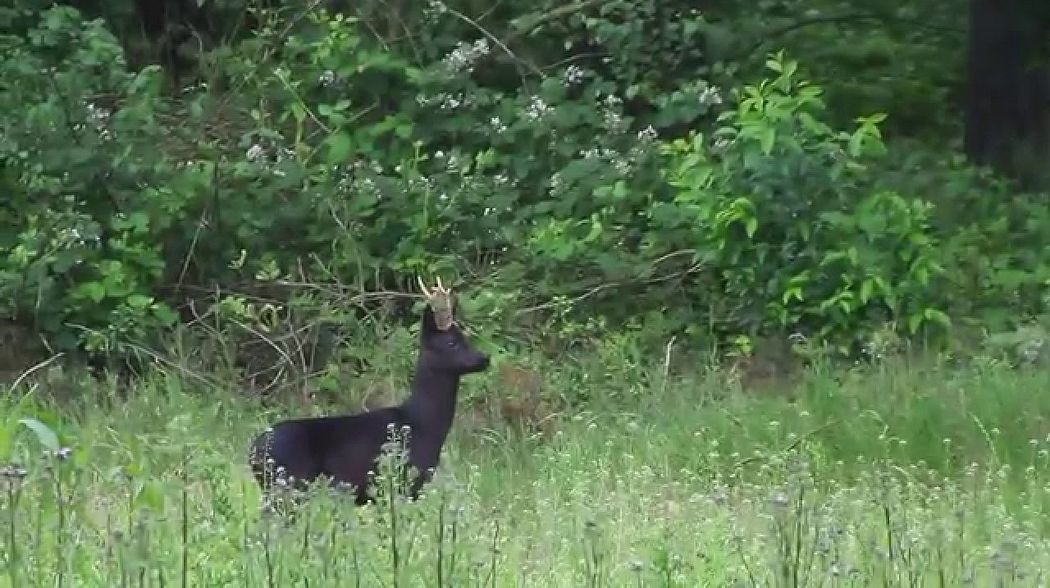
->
3;355;1050;586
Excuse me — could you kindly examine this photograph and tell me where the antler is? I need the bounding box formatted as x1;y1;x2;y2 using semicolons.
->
417;276;455;330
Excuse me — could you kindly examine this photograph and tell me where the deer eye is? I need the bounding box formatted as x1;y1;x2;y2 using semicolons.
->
446;338;458;348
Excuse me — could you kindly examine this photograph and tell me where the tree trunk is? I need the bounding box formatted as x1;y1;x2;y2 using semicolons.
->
964;0;1050;189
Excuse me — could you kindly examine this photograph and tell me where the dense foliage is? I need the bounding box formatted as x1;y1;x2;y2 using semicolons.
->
7;5;1050;584
2;0;1049;376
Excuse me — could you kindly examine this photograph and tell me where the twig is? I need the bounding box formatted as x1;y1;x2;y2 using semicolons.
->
6;353;65;395
507;0;604;44
217;0;326;111
515;264;702;315
115;341;222;390
731;420;840;469
442;4;542;78
738;11;963;61
225;317;300;379
514;250;702;316
541;52;609;72
660;335;676;394
174;212;209;295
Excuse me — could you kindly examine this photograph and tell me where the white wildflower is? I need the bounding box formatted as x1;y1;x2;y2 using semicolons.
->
524;96;551;121
443;38;490;74
563;65;586;85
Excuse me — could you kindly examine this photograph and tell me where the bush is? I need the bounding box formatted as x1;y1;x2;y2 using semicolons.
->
0;7;179;353
661;54;948;352
2;3;1049;373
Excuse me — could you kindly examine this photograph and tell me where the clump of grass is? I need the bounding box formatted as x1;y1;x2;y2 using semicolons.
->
2;358;1050;585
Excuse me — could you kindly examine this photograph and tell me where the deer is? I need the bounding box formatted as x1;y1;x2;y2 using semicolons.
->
247;278;490;507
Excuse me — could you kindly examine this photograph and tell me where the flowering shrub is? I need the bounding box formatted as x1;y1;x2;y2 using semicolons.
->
0;7;179;352
660;55;948;351
2;3;1048;364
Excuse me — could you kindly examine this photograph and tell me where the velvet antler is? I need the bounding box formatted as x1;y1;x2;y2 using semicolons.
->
417;276;455;330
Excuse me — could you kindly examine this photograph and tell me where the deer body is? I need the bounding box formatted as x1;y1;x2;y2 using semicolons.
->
248;281;488;506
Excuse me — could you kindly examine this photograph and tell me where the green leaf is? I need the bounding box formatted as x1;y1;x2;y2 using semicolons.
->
782;287;803;304
152;304;179;326
923;308;951;328
860;112;888;125
290;103;307;123
798;112;830;137
127;211;150;234
126;293;153;309
325;132;353;164
77;281;106;302
51;251;81;273
584;214;603;243
819;211;853;227
759;126;775;155
860;279;873;304
908;313;924;334
847;130;866;157
19;418;59;452
135;480;166;511
745;216;758;238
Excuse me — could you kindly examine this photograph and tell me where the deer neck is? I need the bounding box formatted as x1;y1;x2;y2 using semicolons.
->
402;361;460;441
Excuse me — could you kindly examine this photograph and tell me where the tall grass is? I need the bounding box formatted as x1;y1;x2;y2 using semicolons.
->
3;355;1050;586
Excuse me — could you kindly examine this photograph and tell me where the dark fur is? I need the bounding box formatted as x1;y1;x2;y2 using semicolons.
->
248;306;489;506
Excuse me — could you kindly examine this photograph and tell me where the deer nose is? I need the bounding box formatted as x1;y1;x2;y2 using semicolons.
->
478;355;490;369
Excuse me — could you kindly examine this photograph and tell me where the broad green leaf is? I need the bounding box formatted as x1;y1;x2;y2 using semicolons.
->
126;293;153;309
325;132;353;164
908;313;924;334
77;281;106;303
923;308;951;328
860;279;873;304
19;418;59;452
135;480;166;511
745;216;758;238
759;126;775;155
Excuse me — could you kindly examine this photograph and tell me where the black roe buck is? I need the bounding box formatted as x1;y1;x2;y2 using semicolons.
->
248;278;490;505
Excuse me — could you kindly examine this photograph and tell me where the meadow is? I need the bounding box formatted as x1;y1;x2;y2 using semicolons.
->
3;350;1050;587
4;1;1050;586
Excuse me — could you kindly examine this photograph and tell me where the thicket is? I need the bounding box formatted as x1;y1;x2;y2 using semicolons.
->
2;0;1049;387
